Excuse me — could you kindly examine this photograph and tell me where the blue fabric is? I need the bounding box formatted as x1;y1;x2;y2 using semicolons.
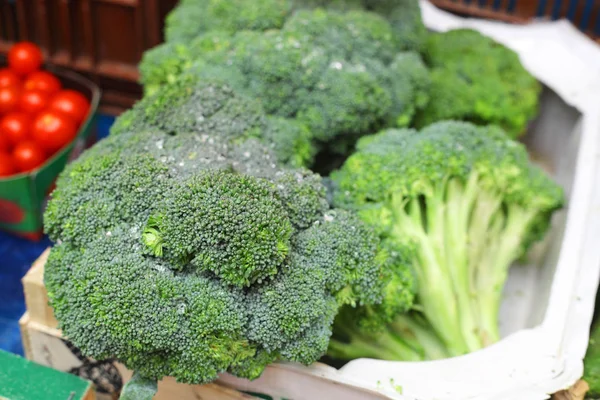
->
0;114;114;356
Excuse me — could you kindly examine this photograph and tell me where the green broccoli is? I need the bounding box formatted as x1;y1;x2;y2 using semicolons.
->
328;121;564;360
164;0;292;43
44;118;400;393
110;76;315;168
139;8;430;160
415;29;541;138
585;321;600;397
164;0;426;51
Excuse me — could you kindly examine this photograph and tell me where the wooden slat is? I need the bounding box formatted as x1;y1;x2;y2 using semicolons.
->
2;1;17;41
22;248;58;329
81;0;97;70
144;0;161;47
15;0;30;41
35;0;52;56
57;0;75;64
20;312;259;400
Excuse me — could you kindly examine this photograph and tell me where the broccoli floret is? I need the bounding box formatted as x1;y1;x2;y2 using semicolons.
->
415;29;541;138
140;31;234;97
262;117;315;169
144;171;294;287
293;210;387;307
272;170;330;229
139;8;430;159
44;125;393;388
164;0;291;43
329;121;564;359
44;147;173;248
384;52;431;127
365;0;427;51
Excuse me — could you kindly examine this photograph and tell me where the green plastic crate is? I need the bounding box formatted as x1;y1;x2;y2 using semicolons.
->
0;64;101;240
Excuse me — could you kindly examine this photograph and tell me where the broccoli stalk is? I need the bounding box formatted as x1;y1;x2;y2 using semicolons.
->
329;121;564;360
330;309;450;361
119;372;158;400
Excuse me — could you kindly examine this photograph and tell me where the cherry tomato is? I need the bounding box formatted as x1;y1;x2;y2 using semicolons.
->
19;89;49;115
0;86;21;115
8;42;43;76
12;141;45;172
0;112;31;147
49;90;89;124
0;69;21;88
33;110;77;155
24;71;61;95
0;134;10;153
0;153;15;177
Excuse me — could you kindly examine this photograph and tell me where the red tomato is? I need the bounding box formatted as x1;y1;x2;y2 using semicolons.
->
0;112;31;146
49;90;89;124
0;153;16;177
24;71;61;95
19;89;49;115
33;110;77;154
0;134;10;153
8;42;43;76
0;86;21;114
0;69;20;88
12;141;45;172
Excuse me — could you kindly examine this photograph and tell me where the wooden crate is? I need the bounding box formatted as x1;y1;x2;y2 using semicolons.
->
22;248;57;329
20;248;258;400
19;313;258;400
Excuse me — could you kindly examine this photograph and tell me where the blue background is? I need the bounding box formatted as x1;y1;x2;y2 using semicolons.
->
0;114;114;356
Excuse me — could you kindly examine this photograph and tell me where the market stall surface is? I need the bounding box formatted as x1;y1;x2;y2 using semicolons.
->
0;114;114;356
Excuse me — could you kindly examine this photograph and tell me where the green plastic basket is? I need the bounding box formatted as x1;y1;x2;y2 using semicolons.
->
0;64;101;240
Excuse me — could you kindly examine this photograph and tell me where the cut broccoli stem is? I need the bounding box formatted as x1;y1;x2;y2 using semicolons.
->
389;314;451;360
328;329;423;361
473;203;539;345
119;372;158;400
329;307;425;361
328;311;451;362
386;173;536;355
390;188;478;355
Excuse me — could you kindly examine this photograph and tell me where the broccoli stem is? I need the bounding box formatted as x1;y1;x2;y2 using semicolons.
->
329;307;425;362
473;203;539;345
390;180;482;355
328;329;423;361
119;372;158;400
328;311;451;362
389;314;451;360
387;173;538;356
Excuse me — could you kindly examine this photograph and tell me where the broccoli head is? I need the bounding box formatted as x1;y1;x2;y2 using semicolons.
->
165;0;426;51
329;121;564;360
139;8;430;159
164;0;292;43
44;122;396;390
110;76;315;168
415;29;541;138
